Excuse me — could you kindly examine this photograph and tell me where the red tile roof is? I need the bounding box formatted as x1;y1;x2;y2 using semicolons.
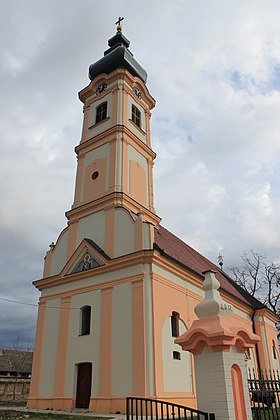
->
154;225;264;309
0;349;33;374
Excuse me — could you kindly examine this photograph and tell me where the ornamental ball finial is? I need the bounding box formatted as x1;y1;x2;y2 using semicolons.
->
115;16;124;32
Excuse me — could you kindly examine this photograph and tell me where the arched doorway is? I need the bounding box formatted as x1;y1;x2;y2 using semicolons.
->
76;362;92;409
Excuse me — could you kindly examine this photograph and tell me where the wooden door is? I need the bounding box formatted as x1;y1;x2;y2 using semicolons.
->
76;363;92;409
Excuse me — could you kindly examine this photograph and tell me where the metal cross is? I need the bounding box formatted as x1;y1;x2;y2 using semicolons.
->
115;16;124;32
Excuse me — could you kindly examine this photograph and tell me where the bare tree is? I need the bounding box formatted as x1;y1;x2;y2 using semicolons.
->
264;263;280;316
230;250;280;318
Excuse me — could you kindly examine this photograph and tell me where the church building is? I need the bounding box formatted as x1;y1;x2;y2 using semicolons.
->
27;21;279;414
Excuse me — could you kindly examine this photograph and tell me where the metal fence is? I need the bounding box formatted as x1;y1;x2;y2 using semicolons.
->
126;397;215;420
248;368;280;419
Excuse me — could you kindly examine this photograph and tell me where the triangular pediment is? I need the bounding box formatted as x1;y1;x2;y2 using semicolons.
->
71;250;100;274
62;238;110;276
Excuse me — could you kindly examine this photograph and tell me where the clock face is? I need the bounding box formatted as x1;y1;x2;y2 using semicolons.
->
96;83;108;95
132;87;141;99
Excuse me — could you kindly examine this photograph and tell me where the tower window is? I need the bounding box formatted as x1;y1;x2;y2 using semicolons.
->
131;104;141;128
171;311;180;337
92;171;99;180
95;102;107;124
80;306;91;336
173;351;181;360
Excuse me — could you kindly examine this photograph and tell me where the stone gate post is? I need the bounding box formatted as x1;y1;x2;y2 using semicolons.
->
175;270;260;420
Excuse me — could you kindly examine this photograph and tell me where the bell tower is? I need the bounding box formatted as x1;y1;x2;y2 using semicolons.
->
72;28;157;214
44;21;160;276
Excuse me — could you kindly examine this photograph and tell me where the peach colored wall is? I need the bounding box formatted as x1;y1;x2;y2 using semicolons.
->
115;132;123;194
255;313;280;370
264;318;280;371
83;158;107;202
143;267;155;396
112;283;133;396
99;287;112;396
108;141;117;193
53;297;71;407
151;273;197;405
132;280;147;395
122;140;128;194
151;263;261;406
81;143;110;201
130;160;147;206
28;301;46;402
73;153;85;206
117;80;124;125
39;299;61;398
127;144;149;206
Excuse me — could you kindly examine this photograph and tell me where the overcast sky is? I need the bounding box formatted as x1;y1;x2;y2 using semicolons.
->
1;0;280;348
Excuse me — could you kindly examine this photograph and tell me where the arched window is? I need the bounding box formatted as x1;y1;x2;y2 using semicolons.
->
131;104;141;128
80;306;91;336
171;311;180;337
95;102;107;124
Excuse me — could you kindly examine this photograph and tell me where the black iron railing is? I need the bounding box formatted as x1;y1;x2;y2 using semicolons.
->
248;368;280;419
126;397;215;420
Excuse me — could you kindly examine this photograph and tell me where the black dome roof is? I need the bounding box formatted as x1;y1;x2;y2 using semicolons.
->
88;32;147;83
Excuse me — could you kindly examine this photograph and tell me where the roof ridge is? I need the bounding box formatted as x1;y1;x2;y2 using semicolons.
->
158;225;222;271
0;348;33;353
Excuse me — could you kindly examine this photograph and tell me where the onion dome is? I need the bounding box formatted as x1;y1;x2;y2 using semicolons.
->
88;30;147;83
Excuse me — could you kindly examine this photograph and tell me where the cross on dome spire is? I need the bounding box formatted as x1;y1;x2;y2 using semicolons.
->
88;17;148;83
115;16;124;32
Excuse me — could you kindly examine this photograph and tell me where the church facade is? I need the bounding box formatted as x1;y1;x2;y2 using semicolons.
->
27;24;279;414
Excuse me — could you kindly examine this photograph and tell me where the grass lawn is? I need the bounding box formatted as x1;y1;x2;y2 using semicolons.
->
0;404;113;420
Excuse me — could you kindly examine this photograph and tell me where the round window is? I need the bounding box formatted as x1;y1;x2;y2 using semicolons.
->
92;171;99;180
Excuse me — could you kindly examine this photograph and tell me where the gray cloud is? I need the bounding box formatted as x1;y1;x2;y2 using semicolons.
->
1;0;280;346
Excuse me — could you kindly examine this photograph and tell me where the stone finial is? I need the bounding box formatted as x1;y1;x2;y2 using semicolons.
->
175;269;260;356
194;269;233;319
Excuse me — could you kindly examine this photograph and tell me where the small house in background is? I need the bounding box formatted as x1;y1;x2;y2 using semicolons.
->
0;349;33;378
0;349;33;401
